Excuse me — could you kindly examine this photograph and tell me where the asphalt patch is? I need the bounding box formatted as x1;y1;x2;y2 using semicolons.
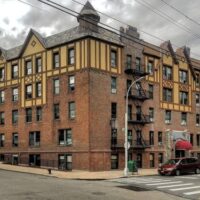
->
117;185;152;192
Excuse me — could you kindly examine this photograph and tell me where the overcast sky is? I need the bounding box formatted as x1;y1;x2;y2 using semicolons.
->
1;0;200;58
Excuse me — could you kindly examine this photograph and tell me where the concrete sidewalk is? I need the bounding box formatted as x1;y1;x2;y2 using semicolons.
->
0;163;158;180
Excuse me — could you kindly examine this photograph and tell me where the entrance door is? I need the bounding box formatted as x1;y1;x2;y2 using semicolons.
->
136;153;142;168
175;150;185;158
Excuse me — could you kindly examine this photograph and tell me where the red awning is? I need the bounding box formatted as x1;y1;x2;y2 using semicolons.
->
175;140;192;150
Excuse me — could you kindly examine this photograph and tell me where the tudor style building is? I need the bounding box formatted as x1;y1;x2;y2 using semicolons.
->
0;1;200;171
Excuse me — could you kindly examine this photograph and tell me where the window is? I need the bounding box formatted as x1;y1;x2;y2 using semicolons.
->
111;77;117;94
68;75;75;91
68;48;75;65
0;134;4;147
179;70;188;84
111;129;117;146
180;91;188;105
11;64;18;78
29;154;40;166
197;135;200;146
149;84;153;99
0;90;5;103
29;131;40;147
58;129;72;145
111;102;117;119
158;153;163;164
12;88;18;102
128;105;132;120
147;60;153;75
111;50;117;67
0;112;5;125
111;154;118;169
69;101;75;119
181;112;187;125
196;74;200;86
150;153;155;168
0;67;5;81
53;104;60;120
36;107;42;122
136;130;142;145
149;131;154;145
53;52;59;68
149;107;154;122
158;132;162;145
12;133;18;147
197;114;200;126
126;55;132;69
12;110;18;124
26;108;32;123
163;88;172;102
196;94;200;105
53;79;60;95
190;134;193;145
128;130;132;145
127;80;132;94
36;57;42;73
58;154;72;170
36;82;42;97
136;57;141;71
25;60;32;75
163;65;172;80
25;85;32;99
165;110;171;124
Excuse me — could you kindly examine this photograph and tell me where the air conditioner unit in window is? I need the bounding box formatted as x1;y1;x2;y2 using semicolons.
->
196;124;200;127
165;120;170;124
158;142;162;146
111;88;117;94
181;121;186;125
150;118;154;122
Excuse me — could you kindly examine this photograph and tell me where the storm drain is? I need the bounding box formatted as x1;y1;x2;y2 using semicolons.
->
117;185;152;192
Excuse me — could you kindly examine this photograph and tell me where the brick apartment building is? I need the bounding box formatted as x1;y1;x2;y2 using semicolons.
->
0;1;200;171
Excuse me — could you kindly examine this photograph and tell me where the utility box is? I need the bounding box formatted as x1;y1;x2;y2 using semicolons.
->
128;160;138;173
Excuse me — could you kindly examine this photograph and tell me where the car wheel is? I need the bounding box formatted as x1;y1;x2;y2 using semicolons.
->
195;168;200;174
175;170;181;176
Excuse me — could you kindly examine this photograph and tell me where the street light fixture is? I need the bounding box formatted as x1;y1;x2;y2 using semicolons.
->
124;76;145;177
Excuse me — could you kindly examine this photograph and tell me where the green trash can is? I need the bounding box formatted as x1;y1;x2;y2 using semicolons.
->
128;160;138;173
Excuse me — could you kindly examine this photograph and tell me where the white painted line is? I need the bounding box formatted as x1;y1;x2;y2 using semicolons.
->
170;186;200;191
176;176;198;179
184;190;200;195
157;183;194;189
131;180;171;184
146;181;182;186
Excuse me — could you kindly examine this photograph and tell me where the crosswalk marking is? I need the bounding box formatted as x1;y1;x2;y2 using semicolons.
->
132;180;171;184
170;186;200;191
176;176;198;179
157;183;194;189
184;190;200;195
146;181;182;186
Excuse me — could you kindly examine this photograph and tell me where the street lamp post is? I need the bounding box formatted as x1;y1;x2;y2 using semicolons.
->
124;76;145;177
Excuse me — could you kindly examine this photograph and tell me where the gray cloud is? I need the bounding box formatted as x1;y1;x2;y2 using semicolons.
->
1;0;200;58
3;18;9;25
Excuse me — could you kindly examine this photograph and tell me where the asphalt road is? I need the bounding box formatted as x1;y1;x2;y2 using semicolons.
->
111;174;200;200
0;170;186;200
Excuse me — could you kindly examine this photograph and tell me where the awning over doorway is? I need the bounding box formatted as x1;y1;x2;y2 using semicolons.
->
175;140;192;150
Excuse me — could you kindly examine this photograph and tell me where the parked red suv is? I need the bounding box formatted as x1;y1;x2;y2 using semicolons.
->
158;157;200;176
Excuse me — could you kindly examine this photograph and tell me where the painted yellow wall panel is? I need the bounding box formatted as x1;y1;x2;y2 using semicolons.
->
174;83;179;104
149;77;154;82
42;52;46;72
90;40;95;68
85;40;88;67
47;51;52;71
32;84;35;98
68;66;75;72
61;46;66;67
163;55;173;66
169;104;173;109
107;45;110;71
111;68;117;73
6;62;11;80
23;35;45;57
174;105;179;110
36;99;42;105
0;83;4;88
61;68;67;73
76;42;81;70
47;72;52;77
21;79;25;107
100;43;106;70
7;81;11;85
53;70;59;75
81;40;84;68
174;65;179;82
25;101;32;107
42;73;46;104
163;103;168;109
96;41;100;69
11;80;18;85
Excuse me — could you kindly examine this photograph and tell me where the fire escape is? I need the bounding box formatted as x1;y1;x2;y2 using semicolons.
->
124;57;152;150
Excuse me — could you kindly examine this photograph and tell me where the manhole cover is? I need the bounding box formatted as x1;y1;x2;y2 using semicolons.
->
117;185;152;192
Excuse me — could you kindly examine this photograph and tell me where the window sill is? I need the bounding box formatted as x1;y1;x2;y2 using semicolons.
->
58;144;72;147
29;145;40;148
